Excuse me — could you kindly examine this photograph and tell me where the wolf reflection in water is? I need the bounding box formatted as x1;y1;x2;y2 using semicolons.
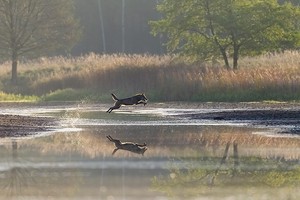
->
106;135;147;156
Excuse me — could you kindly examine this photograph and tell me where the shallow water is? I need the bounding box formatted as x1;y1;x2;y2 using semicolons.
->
0;104;299;200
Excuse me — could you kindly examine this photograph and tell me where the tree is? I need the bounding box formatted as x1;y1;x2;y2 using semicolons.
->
151;0;300;69
97;0;106;52
0;0;81;84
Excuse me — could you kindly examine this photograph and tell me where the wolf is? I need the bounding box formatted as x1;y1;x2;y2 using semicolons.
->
106;135;147;155
106;93;148;113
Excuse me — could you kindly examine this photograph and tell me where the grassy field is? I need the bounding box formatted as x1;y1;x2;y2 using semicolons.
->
0;51;300;102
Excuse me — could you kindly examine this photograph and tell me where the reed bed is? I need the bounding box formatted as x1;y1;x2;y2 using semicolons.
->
1;51;300;102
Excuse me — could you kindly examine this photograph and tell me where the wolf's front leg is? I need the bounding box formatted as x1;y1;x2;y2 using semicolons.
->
112;148;119;155
107;104;121;113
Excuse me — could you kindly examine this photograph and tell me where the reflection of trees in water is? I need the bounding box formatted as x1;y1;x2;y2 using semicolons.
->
152;142;300;199
24;131;111;158
0;140;82;199
1;140;33;198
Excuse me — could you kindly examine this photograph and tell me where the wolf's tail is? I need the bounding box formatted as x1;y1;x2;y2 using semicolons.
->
111;93;119;101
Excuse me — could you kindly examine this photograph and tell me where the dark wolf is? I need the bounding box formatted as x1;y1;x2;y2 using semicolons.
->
106;93;148;113
106;135;147;155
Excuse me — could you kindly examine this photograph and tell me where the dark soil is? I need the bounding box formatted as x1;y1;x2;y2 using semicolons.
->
178;108;300;135
0;114;58;137
183;109;300;122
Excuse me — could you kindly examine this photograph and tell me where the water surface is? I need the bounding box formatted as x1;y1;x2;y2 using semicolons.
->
0;104;299;200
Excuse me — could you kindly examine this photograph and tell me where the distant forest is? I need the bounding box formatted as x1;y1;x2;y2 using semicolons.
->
72;0;165;55
71;0;299;56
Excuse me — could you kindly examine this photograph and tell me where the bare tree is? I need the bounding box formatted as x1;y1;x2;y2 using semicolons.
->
0;0;81;84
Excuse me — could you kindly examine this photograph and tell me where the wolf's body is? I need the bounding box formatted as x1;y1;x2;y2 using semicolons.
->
106;135;147;155
106;93;148;113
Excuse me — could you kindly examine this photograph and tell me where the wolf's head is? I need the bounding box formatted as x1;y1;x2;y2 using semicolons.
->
137;93;148;105
139;146;147;156
140;93;148;101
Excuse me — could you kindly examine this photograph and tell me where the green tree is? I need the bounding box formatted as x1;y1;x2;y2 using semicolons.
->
0;0;81;84
151;0;300;69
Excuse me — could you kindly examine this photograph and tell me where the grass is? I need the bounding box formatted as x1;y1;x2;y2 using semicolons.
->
0;51;300;102
0;91;38;102
40;88;110;102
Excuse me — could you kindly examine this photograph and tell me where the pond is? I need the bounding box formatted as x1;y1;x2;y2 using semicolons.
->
0;103;299;200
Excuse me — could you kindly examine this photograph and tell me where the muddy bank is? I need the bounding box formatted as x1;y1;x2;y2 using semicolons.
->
181;109;300;121
177;108;300;135
0;114;58;137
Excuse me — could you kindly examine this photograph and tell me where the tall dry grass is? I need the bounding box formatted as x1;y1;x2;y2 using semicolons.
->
1;51;300;101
